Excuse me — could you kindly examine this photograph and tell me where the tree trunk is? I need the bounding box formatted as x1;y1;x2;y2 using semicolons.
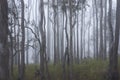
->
53;0;57;65
103;0;107;60
94;0;99;59
69;0;73;80
92;0;96;58
47;0;50;63
76;12;79;63
39;0;47;80
26;29;29;65
109;0;120;80
9;25;14;80
20;0;25;80
99;0;104;59
80;4;83;60
56;0;60;63
0;0;9;80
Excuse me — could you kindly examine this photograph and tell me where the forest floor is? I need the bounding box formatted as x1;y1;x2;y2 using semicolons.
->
13;58;120;80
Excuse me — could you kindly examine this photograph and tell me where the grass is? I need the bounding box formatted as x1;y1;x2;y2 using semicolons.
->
13;59;120;80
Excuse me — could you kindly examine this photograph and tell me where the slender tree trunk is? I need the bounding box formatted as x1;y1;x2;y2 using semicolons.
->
47;0;50;63
73;28;76;62
88;16;91;58
103;0;107;60
17;25;21;80
20;0;25;80
62;3;68;80
69;0;73;80
76;12;79;63
61;10;64;63
9;25;14;80
63;14;67;80
80;4;83;60
13;20;18;65
99;0;104;59
53;0;57;65
108;1;114;79
92;0;96;58
56;0;60;63
26;29;29;65
39;0;45;78
95;0;99;59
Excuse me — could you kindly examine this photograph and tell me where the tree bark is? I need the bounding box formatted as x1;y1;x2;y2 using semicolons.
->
0;0;9;80
109;0;120;80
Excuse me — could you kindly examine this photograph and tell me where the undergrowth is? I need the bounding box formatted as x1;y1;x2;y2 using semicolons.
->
13;59;120;80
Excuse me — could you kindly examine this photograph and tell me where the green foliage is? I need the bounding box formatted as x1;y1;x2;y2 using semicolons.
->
13;59;120;80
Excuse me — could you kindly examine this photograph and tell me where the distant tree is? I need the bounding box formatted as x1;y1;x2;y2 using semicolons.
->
53;0;57;65
47;0;50;63
69;0;73;79
94;0;99;59
80;4;83;60
76;11;79;63
92;0;96;58
99;0;104;59
103;0;107;60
